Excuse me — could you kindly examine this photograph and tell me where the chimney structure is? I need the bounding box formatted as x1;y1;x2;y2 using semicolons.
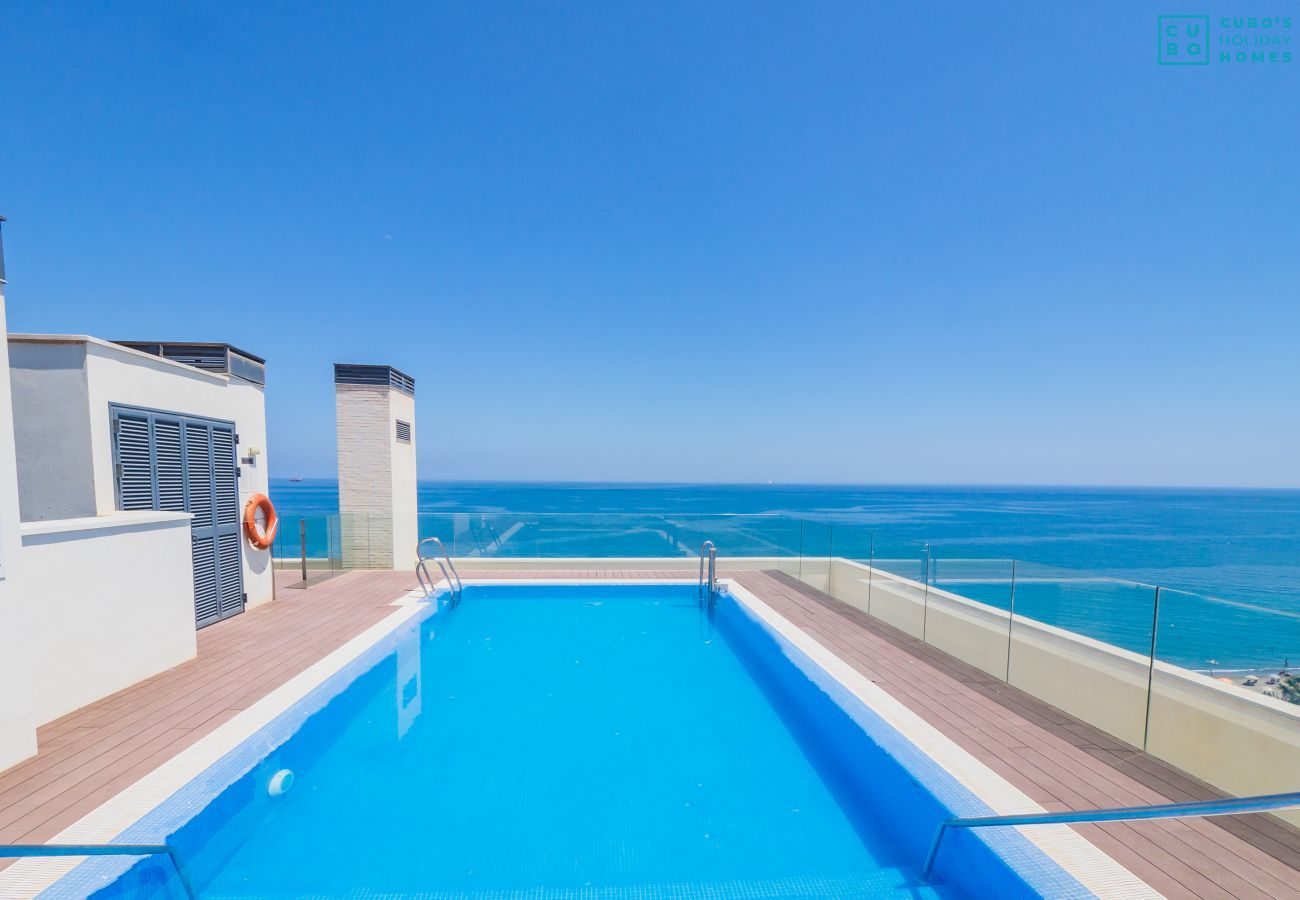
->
334;364;417;569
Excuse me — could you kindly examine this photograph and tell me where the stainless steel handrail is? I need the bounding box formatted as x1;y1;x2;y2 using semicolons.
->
416;536;462;599
708;544;717;603
0;843;197;899
921;790;1300;882
698;541;717;605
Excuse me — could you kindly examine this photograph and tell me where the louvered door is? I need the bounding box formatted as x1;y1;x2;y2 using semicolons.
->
210;425;244;619
185;421;220;627
112;406;245;629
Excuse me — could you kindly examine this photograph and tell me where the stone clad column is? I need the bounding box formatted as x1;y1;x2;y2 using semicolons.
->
334;364;417;569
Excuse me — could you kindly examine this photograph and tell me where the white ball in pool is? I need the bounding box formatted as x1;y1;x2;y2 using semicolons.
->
267;768;294;797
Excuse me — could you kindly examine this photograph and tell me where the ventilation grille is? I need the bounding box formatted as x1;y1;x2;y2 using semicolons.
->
396;420;412;443
334;364;415;396
163;344;227;372
114;342;267;386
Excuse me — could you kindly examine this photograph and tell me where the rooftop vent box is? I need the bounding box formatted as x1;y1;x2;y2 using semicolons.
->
333;363;415;396
113;341;267;386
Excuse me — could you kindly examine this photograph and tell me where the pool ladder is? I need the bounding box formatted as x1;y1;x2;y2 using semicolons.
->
698;541;718;608
416;537;462;602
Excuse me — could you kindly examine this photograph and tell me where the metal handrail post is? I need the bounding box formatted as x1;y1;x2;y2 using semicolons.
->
1005;559;1017;682
921;544;931;641
866;533;874;615
1143;586;1162;750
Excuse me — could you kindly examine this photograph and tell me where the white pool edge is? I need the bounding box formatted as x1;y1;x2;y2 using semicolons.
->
0;591;428;899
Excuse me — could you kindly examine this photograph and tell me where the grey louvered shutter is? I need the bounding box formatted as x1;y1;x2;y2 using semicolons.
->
186;422;220;628
154;418;186;511
115;414;155;509
218;533;242;616
112;405;244;629
212;426;244;617
186;423;214;529
213;427;238;526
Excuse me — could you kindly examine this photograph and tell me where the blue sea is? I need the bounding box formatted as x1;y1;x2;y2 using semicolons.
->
270;480;1300;671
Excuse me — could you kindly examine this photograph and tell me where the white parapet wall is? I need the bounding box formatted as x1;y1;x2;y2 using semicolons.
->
817;556;1300;827
826;557;1154;744
19;511;198;725
1147;665;1300;814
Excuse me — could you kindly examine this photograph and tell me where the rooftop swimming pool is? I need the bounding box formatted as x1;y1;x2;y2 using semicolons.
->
51;583;1112;898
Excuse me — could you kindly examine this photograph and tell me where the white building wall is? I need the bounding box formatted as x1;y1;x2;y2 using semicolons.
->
337;383;396;568
9;336;274;608
390;389;417;569
83;340;274;608
20;511;196;723
0;288;38;769
7;340;96;520
336;380;416;570
0;333;278;748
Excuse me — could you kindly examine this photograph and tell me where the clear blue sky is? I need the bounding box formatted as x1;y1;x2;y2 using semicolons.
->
2;2;1297;486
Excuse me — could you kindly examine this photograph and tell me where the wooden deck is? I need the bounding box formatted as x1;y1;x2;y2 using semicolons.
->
0;568;1296;899
731;570;1300;900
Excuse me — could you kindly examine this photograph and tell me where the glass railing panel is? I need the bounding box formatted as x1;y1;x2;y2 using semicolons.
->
271;512;293;573
822;522;873;608
861;536;930;639
698;514;802;562
412;513;805;565
271;514;343;585
452;513;686;559
1007;562;1157;746
1146;586;1300;822
923;555;1016;680
337;511;381;569
795;519;834;593
414;513;457;553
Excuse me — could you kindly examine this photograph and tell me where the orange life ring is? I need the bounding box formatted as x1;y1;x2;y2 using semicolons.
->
243;493;278;549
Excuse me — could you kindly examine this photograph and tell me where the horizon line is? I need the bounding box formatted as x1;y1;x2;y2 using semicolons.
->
266;477;1300;493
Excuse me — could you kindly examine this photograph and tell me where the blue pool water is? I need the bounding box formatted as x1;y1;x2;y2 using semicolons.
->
74;585;1073;899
